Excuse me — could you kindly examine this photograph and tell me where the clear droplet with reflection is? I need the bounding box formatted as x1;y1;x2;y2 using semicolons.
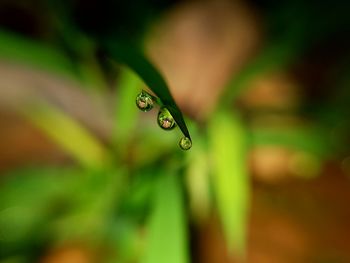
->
136;91;154;112
179;137;192;150
157;107;176;130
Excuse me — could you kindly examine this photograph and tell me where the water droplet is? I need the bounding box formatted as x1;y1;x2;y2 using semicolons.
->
157;107;176;130
179;137;192;150
136;91;154;112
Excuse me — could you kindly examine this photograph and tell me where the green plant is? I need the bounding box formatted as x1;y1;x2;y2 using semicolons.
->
0;1;349;263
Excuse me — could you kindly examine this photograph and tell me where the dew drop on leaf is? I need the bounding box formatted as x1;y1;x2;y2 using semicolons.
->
179;137;192;150
157;107;177;130
136;90;154;112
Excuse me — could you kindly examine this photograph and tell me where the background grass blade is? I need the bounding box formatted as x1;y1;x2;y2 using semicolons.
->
186;138;211;223
251;126;328;157
143;174;188;263
21;103;110;169
208;111;250;259
0;30;75;77
113;67;143;150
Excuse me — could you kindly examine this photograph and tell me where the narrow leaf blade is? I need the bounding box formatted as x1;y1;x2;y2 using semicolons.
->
21;103;110;169
105;42;191;141
208;111;250;258
143;174;188;263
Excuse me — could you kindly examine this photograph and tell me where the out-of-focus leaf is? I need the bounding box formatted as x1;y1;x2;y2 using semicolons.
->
0;167;81;256
251;126;329;157
0;166;123;256
108;218;141;263
208;111;250;258
51;169;124;243
0;30;75;78
113;67;143;148
21;103;110;169
143;174;188;263
186;138;211;223
222;1;309;104
104;42;191;141
223;41;298;105
0;30;105;90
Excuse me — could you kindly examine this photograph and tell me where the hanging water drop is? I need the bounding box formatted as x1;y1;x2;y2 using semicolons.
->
136;90;154;112
157;107;176;130
179;137;192;150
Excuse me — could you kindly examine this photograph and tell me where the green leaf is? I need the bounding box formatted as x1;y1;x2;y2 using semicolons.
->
185;138;211;223
251;126;329;157
0;29;107;90
143;174;188;263
21;103;111;169
104;42;191;141
113;67;143;147
0;30;75;78
208;111;250;258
